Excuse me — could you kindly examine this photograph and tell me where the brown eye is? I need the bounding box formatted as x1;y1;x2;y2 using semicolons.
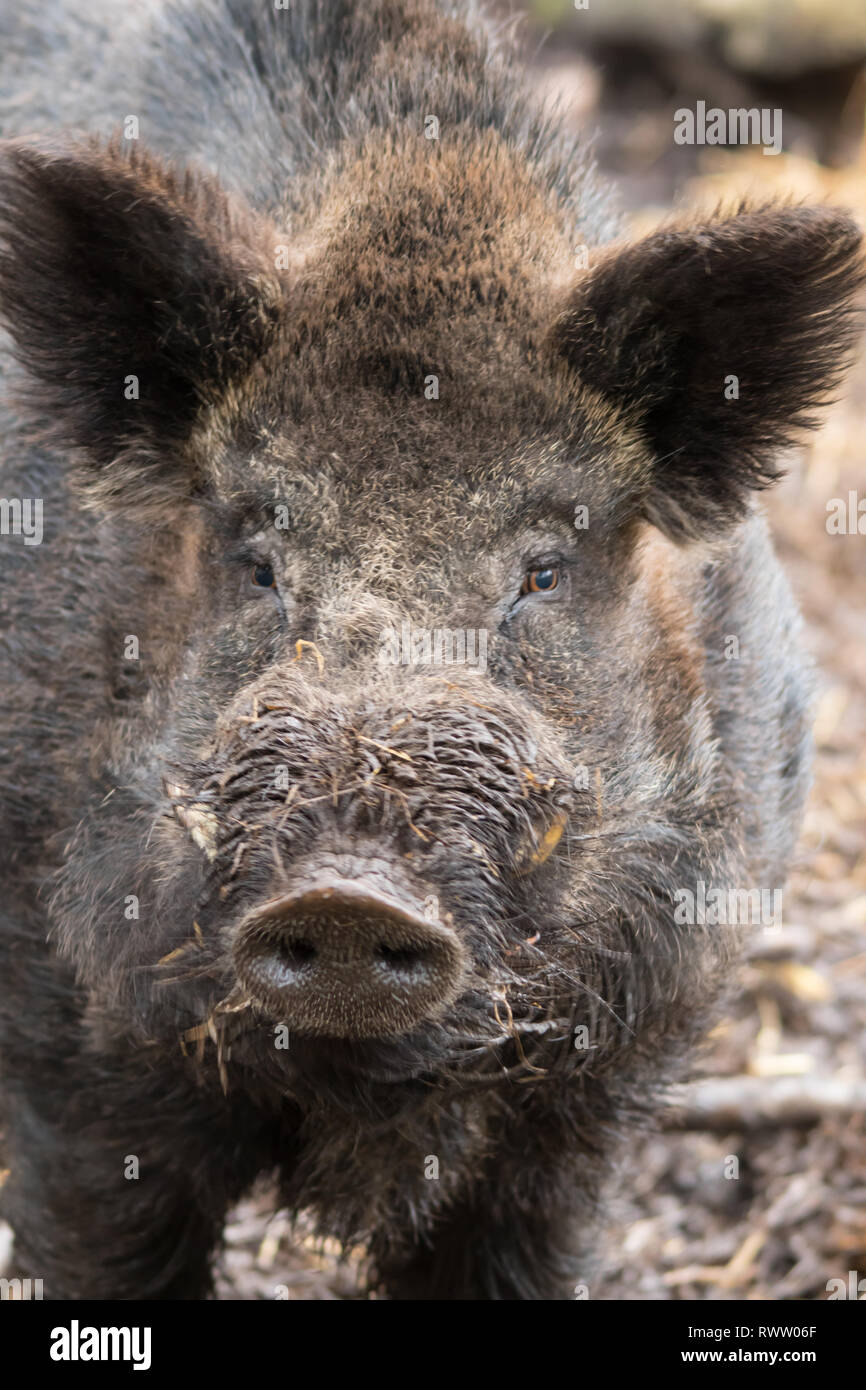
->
251;562;275;589
521;566;560;596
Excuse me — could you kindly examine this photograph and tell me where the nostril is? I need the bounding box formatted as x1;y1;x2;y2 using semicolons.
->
375;942;430;975
276;936;317;971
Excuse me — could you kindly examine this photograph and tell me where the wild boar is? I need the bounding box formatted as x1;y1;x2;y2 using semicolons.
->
0;0;861;1299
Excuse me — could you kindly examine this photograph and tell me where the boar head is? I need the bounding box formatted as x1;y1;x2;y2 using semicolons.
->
0;137;859;1094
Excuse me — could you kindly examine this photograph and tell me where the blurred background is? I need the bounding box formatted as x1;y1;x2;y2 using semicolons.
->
209;0;866;1300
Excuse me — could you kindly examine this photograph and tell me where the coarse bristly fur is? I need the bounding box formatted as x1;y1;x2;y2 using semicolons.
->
0;0;861;1301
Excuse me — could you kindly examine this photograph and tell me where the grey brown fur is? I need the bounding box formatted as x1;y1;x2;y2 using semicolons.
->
0;0;861;1299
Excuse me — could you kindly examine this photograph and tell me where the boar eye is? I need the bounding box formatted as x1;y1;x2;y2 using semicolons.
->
251;562;276;589
521;566;560;596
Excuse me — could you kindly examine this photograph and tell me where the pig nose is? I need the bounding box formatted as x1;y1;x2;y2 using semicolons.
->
233;876;465;1038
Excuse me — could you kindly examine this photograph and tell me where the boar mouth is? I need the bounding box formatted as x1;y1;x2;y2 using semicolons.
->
233;874;467;1039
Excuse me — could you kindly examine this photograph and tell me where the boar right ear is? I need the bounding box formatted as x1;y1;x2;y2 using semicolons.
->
0;138;283;511
550;205;863;540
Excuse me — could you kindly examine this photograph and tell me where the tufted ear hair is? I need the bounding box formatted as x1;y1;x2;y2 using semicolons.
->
0;136;285;511
549;205;864;541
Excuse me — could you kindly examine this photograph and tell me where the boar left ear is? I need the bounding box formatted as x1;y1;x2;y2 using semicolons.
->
550;205;863;540
0;137;284;511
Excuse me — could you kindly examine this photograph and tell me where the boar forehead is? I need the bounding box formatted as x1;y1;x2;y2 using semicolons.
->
196;127;649;546
207;405;646;565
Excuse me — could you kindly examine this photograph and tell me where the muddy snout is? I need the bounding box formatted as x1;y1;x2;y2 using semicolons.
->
233;876;466;1038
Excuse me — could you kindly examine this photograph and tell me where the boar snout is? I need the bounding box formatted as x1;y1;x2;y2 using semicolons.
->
233;874;466;1038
